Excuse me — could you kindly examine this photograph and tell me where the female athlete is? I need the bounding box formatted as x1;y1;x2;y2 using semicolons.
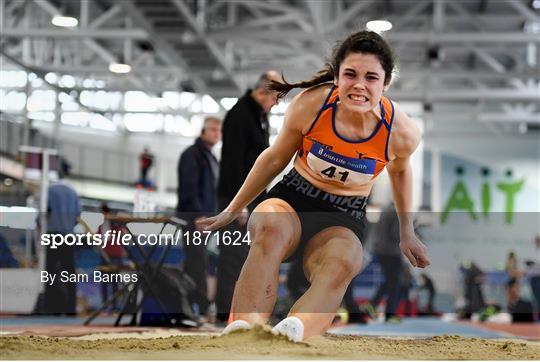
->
199;30;430;342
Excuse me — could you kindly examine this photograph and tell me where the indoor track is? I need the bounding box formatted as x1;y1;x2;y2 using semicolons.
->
1;316;539;360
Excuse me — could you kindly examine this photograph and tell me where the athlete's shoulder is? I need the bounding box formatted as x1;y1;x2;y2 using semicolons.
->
285;83;333;124
380;95;395;116
293;82;334;109
388;101;421;158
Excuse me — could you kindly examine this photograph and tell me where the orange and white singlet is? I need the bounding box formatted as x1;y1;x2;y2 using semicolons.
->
294;85;395;195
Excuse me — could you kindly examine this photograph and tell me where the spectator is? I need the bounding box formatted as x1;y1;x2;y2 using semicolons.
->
398;265;415;317
177;117;221;318
214;70;282;323
0;234;19;268
418;273;437;315
525;235;540;316
505;251;522;279
506;277;534;322
366;203;404;323
43;159;81;315
98;202;128;311
460;261;486;319
139;147;154;186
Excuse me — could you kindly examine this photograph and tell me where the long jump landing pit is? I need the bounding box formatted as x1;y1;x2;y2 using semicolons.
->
1;325;539;360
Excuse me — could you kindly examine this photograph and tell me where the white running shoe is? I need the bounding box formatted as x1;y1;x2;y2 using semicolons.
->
221;320;252;335
271;316;304;342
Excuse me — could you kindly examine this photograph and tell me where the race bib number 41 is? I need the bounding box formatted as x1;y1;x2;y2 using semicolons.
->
306;143;376;185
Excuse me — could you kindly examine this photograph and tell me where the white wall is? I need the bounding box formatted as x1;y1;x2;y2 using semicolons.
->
420;133;539;300
425;134;540;164
425;134;540;212
33;121;216;194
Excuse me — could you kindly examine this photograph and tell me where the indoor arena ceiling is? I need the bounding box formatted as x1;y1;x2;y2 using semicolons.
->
1;0;539;135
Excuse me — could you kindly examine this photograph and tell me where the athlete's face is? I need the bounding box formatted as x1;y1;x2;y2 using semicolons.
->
335;52;388;113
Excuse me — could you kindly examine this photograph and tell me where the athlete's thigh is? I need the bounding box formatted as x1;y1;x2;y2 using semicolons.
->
247;197;302;260
302;226;362;280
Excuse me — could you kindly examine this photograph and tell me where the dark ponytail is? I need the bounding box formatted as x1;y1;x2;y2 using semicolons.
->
269;63;335;99
269;31;395;99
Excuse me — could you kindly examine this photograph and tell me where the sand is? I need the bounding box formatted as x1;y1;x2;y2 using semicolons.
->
1;325;539;360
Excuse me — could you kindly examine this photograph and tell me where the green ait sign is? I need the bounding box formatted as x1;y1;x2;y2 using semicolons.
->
441;166;524;224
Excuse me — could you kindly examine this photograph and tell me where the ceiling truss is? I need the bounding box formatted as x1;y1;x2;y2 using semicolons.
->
1;0;539;136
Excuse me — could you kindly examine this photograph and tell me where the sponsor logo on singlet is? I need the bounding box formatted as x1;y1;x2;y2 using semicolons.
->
307;142;376;185
307;136;333;150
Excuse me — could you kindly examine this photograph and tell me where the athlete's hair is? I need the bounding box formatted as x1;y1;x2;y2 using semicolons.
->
269;31;396;99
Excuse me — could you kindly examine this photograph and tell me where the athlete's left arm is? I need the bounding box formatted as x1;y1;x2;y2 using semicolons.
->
386;105;430;268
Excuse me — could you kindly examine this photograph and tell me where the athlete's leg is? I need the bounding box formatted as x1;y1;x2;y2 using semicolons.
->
231;198;302;325
288;227;363;339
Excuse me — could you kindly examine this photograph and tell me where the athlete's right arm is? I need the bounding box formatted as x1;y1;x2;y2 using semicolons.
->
198;86;329;231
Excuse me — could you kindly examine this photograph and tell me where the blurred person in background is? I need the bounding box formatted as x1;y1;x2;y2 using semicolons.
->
418;273;437;315
459;261;486;319
398;264;415;317
139;147;154;186
362;202;405;323
43;158;81;315
505;250;522;279
506;277;534;322
177;117;221;319
525;235;540;319
0;234;19;267
98;202;129;312
214;70;282;323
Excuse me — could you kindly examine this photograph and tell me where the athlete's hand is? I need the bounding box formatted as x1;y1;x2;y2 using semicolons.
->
236;208;250;226
194;216;208;232
196;211;239;231
399;233;430;268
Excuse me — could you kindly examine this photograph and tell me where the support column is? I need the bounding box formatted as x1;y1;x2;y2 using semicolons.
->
431;147;442;213
52;90;61;144
156;136;170;210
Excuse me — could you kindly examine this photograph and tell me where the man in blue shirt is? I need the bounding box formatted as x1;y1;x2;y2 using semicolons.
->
47;182;81;234
43;160;81;315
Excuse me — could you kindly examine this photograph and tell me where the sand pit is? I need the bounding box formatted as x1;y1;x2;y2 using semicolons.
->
1;325;539;360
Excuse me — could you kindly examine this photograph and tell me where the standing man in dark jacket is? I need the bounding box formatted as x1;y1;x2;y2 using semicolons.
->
177;116;221;317
215;70;282;322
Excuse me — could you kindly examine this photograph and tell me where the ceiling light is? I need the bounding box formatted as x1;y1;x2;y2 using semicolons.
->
524;20;540;34
366;20;392;33
181;31;196;43
109;63;132;74
52;15;78;27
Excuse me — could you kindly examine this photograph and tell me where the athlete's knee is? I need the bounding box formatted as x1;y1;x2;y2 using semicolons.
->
248;214;294;259
314;240;363;287
323;257;361;287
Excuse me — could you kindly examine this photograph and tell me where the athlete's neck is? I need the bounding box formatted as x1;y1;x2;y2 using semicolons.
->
335;102;381;139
